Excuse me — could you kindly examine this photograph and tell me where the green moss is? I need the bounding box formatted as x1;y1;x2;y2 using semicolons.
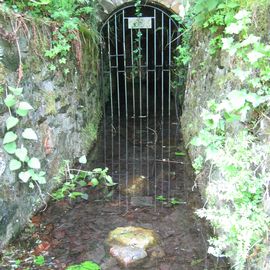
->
82;104;102;150
44;91;57;115
0;63;7;84
82;122;98;150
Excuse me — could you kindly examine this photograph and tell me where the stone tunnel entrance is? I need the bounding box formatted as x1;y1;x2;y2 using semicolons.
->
99;3;182;205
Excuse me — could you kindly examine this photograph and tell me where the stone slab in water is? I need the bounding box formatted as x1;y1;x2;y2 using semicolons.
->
110;245;147;268
130;196;153;207
119;175;148;196
107;226;158;249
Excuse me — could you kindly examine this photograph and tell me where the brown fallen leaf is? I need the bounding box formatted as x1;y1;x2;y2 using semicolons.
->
34;241;50;255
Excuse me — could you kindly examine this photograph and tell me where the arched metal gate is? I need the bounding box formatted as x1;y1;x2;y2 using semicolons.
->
100;3;181;207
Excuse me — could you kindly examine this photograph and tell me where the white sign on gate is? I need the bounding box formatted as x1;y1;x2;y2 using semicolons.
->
128;17;152;29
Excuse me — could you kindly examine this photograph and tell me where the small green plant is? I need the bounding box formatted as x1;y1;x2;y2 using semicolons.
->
175;151;186;156
156;195;167;202
52;155;117;201
66;260;100;270
33;255;45;266
170;198;182;205
2;86;46;189
156;196;183;206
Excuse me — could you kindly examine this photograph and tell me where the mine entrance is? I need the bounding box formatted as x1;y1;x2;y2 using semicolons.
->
100;3;181;208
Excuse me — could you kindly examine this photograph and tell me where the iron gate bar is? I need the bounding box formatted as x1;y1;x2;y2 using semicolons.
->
146;26;150;194
153;8;157;210
161;12;164;201
122;9;129;210
100;3;180;210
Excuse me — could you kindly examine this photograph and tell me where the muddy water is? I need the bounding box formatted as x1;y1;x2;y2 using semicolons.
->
1;102;229;270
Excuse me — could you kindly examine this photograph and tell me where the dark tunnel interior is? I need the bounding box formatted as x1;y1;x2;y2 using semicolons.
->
100;3;181;120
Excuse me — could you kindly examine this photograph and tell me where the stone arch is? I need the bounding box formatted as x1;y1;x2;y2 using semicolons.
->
98;0;182;21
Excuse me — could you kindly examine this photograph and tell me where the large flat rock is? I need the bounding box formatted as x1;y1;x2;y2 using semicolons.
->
107;226;159;249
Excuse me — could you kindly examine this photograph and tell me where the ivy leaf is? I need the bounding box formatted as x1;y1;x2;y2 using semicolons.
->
105;175;116;186
8;86;23;96
3;131;17;144
16;102;33;117
222;37;234;50
240;35;260;47
226;90;247;111
16;109;29;117
29;182;35;189
4;95;17;108
34;174;46;184
9;159;22;171
6;116;19;130
247;50;264;64
32;171;46;184
15;146;28;162
3;142;17;154
22;128;38;140
19;171;31;183
225;22;243;35
80;193;89;200
18;101;33;110
90;178;99;187
28;157;41;169
79;155;87;164
79;180;87;187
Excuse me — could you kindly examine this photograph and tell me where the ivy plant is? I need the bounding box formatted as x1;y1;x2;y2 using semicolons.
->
2;86;46;188
189;7;270;270
52;155;117;201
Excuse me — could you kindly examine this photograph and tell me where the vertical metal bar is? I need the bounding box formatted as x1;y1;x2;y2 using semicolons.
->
146;27;150;195
131;28;136;187
161;13;164;201
168;18;172;199
100;36;107;168
139;30;143;176
114;14;121;205
153;8;157;210
131;29;136;117
122;10;129;211
115;15;120;118
123;10;128;119
107;22;114;183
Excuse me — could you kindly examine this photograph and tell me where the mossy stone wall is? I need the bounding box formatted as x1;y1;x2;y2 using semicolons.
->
0;13;101;248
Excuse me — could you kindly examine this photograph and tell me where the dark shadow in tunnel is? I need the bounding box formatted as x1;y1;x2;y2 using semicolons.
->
100;2;181;121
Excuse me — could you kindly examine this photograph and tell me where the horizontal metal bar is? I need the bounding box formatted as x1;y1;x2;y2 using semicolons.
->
110;54;125;57
106;68;172;72
124;16;155;19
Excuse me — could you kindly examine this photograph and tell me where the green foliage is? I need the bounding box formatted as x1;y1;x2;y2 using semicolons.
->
4;0;99;72
156;195;166;202
189;7;270;269
131;0;143;75
33;255;45;266
170;198;182;205
2;86;46;188
52;156;117;200
66;261;100;270
156;195;183;206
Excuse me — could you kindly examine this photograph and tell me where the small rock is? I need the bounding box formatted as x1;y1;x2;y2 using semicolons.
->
107;226;159;249
119;175;148;196
0;149;6;177
110;245;147;268
159;263;171;270
130;196;153;207
100;257;118;270
149;246;166;259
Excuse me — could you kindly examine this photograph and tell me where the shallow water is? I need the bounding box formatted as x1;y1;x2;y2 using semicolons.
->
0;101;229;270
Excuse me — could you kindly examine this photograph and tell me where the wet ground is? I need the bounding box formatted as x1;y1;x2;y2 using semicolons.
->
0;105;229;270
